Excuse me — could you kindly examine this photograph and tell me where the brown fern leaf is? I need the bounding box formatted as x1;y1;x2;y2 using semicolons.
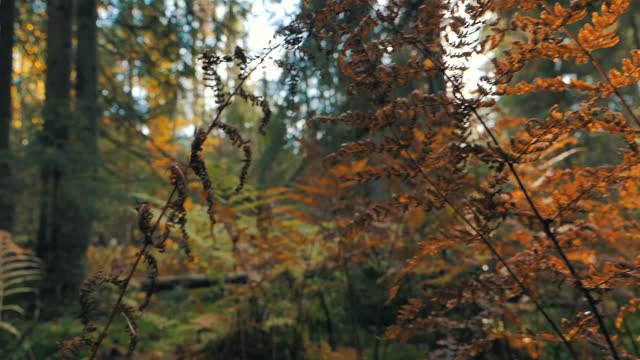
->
59;336;93;360
200;51;233;105
79;271;123;332
120;303;139;356
136;202;153;245
237;87;272;135
189;127;216;228
213;121;252;192
159;165;192;258
139;252;158;312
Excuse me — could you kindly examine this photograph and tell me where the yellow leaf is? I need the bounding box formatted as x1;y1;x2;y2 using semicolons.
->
423;58;436;70
387;284;400;304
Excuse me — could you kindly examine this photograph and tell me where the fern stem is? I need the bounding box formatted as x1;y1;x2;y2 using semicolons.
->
87;42;284;359
393;129;577;359
396;11;622;358
367;3;579;356
89;187;176;359
433;48;622;360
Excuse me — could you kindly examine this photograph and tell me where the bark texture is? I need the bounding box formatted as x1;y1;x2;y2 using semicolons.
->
0;0;16;231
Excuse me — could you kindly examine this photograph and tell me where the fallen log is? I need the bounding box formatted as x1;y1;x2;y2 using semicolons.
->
137;273;248;291
137;265;336;292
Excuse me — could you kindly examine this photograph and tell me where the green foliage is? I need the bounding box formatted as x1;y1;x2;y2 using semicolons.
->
0;231;40;339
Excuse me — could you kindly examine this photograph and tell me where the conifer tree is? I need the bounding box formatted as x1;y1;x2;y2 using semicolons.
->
0;0;16;232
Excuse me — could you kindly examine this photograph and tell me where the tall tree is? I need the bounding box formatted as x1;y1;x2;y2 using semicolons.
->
0;0;16;231
74;0;98;257
37;0;86;307
76;0;97;146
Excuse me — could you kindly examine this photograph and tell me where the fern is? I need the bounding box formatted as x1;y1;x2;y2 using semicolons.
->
0;231;41;338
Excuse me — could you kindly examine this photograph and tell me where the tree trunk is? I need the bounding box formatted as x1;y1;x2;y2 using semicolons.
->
74;0;98;275
76;0;98;142
0;0;16;232
37;0;88;310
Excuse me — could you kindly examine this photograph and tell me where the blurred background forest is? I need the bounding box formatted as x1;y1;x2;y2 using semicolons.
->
2;0;640;359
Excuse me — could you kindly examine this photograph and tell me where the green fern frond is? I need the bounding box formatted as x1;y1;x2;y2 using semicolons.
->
0;321;20;337
0;230;41;338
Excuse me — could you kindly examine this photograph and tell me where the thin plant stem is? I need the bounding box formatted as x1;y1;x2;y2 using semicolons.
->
392;129;577;358
391;11;623;357
360;2;579;354
87;43;283;359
